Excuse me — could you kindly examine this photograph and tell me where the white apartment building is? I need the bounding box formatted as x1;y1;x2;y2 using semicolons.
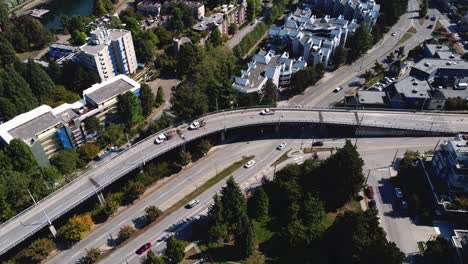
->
78;27;138;81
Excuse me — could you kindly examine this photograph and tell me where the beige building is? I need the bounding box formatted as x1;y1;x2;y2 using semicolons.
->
79;28;138;81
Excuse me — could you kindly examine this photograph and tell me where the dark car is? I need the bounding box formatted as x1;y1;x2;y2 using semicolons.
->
368;199;377;210
366;185;375;199
312;141;324;147
427;24;433;29
430;16;436;21
136;242;152;255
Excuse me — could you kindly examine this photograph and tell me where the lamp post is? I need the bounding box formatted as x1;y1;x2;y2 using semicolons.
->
28;189;56;237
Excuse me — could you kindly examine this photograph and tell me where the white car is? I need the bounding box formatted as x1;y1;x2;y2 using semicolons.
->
189;121;200;130
391;32;396;36
394;187;403;198
154;133;167;144
260;108;274;115
244;160;256;168
333;87;342;93
185;199;200;208
277;142;286;150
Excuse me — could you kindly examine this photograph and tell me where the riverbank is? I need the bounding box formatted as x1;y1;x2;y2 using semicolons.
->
12;0;53;14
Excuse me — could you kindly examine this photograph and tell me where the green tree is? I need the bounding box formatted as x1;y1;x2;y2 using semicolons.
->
247;0;257;21
93;0;108;17
419;0;428;18
261;80;277;106
228;23;237;35
445;97;468;110
118;225;136;242
71;30;87;45
221;177;247;229
123;180;145;203
100;124;126;146
82;247;101;264
0;97;17;120
0;3;8;30
98;193;120;218
177;151;192;168
85;116;101;134
46;60;62;83
198;139;213;156
387;52;395;62
207;193;228;242
145;205;163;223
140;84;155;117
4;139;37;173
171;85;208;119
13;16;53;49
172;7;185;32
176;43;201;77
373;61;384;74
117;91;144;128
421;236;457;264
0;36;16;67
397;46;405;58
79;143;100;162
235;214;255;258
210;28;223;46
58;215;93;243
19;238;55;263
143;250;165;264
347;23;372;62
248;187;269;220
0;67;39;114
50;150;82;175
318;140;364;210
165;236;185;263
363;70;373;82
155;86;165;106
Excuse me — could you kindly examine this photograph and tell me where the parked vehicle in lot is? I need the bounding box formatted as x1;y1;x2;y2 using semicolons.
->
244;160;256;168
366;185;375;199
277;142;286;150
333;87;342;93
368;199;377;209
260;108;274;115
394;187;403;198
312;141;324;146
154;133;167;144
135;242;152;254
430;16;436;21
185;199;200;209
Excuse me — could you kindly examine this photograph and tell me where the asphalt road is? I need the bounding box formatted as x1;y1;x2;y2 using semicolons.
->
284;0;436;108
226;17;264;49
96;137;445;264
1;108;468;256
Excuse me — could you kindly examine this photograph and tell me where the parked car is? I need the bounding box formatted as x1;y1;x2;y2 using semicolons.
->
135;242;152;254
430;16;436;21
366;185;375;199
400;199;408;209
260;108;275;115
333;87;342;93
244;160;256;168
427;24;433;29
277;142;286;150
394;187;403;198
312;141;324;146
368;199;377;209
185;199;200;209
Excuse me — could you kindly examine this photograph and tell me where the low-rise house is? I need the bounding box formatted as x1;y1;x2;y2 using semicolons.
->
432;134;468;193
193;1;246;35
344;91;387;108
233;50;307;93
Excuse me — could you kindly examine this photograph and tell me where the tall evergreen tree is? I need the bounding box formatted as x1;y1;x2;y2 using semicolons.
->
207;193;228;242
235;214;255;259
247;187;269;220
220;177;247;229
210;28;223;46
0;36;16;67
165;236;185;263
23;60;55;102
117;91;144;128
139;84;156;117
346;23;372;62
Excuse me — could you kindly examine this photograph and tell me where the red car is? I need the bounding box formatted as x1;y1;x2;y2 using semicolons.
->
366;186;375;199
135;242;152;255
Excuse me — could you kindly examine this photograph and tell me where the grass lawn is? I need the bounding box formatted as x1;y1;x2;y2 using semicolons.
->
419;18;425;26
253;219;273;243
303;147;335;153
271;150;290;167
16;50;41;60
323;199;362;229
398;32;414;45
364;72;384;88
408;26;417;34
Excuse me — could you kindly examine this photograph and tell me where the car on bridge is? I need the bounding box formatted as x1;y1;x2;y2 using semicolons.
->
154;133;167;144
312;141;324;146
260;108;274;115
333;87;342;93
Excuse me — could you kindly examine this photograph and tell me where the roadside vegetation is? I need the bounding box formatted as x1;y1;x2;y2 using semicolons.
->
194;140;405;263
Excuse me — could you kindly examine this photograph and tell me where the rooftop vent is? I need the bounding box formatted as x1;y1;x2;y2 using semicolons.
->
424;62;430;67
412;88;418;93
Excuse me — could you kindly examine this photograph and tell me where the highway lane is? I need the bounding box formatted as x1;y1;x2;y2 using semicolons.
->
1;107;468;256
47;137;294;263
98;137;446;264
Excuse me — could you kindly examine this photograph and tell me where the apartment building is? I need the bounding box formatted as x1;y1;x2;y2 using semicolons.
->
233;49;307;93
193;1;247;35
136;0;162;15
432;134;468;193
269;8;358;67
78;27;138;81
0;75;141;166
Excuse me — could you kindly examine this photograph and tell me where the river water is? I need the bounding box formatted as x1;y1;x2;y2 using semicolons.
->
39;0;93;29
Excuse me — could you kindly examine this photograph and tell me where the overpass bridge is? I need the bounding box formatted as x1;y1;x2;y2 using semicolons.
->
1;107;467;255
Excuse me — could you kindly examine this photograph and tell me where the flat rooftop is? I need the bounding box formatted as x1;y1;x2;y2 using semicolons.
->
83;75;139;105
80;29;129;55
357;91;386;105
8;112;61;144
394;76;431;99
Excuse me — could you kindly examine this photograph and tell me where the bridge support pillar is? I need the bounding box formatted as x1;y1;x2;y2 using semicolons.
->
319;124;327;136
181;143;186;152
220;131;225;142
275;125;280;134
97;192;106;206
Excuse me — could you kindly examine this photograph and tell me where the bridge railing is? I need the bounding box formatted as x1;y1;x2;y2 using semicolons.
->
0;106;462;252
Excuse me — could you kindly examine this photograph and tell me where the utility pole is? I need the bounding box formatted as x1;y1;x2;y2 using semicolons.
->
28;189;56;237
126;133;132;150
365;169;371;185
392;148;399;166
354;112;365;147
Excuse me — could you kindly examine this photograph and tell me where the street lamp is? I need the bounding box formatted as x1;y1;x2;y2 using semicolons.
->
27;189;56;237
